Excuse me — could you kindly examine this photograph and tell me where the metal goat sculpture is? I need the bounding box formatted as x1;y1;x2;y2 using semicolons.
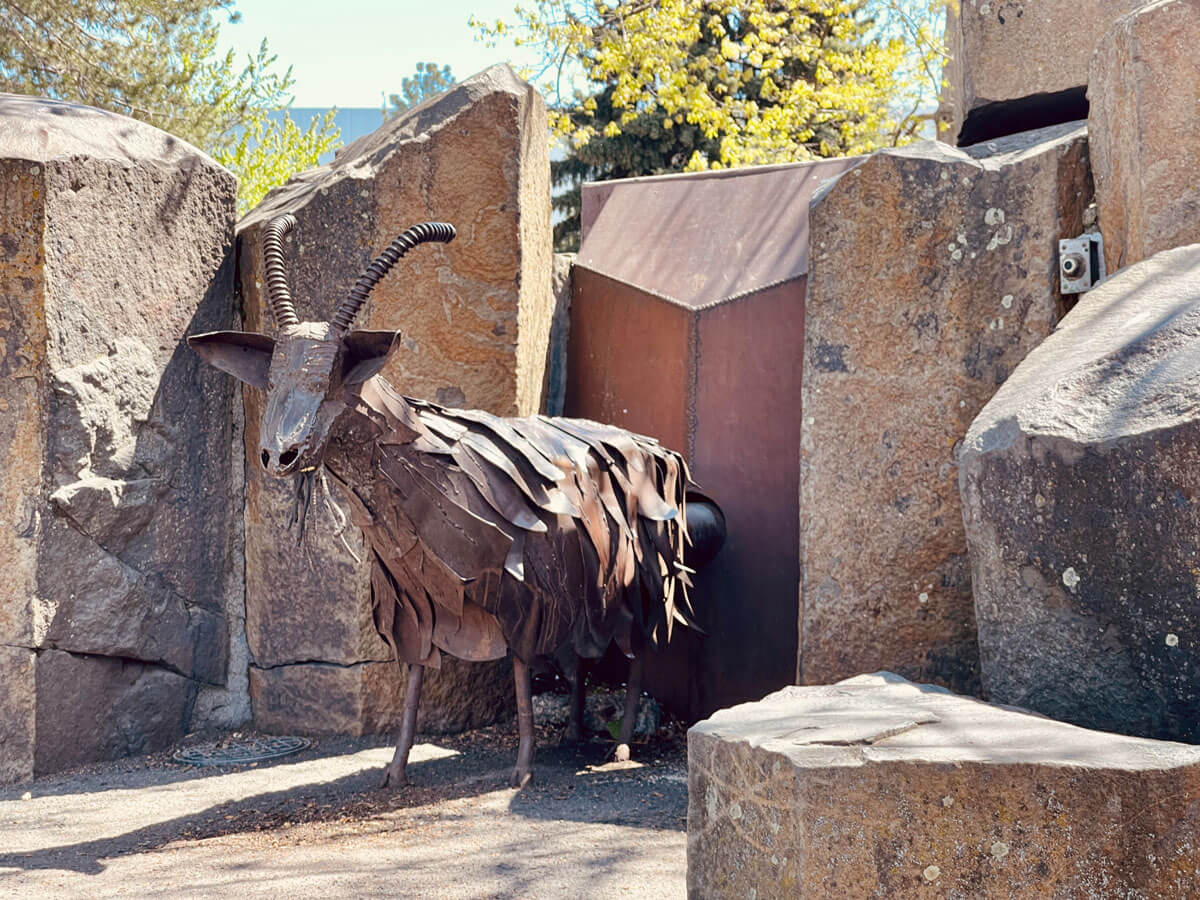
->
190;215;725;787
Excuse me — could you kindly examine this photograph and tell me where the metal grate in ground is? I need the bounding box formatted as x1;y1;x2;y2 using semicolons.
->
173;736;312;767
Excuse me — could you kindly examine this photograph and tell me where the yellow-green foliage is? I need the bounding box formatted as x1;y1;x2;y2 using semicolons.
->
213;107;340;215
477;0;950;171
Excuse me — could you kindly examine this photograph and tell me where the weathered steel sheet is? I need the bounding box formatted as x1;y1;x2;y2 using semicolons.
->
579;158;859;309
569;153;836;717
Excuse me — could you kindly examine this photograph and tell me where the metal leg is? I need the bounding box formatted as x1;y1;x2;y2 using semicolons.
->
381;663;424;788
564;655;587;744
615;653;645;762
511;656;535;787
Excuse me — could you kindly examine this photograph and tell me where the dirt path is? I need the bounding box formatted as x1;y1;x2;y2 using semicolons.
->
0;726;687;899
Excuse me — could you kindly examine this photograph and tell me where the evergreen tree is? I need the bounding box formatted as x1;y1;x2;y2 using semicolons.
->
383;62;455;119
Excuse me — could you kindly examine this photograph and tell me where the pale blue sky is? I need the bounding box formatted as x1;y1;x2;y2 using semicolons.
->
219;0;534;108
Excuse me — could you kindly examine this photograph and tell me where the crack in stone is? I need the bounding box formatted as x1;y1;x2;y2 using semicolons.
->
807;719;931;746
49;490;214;615
32;646;198;682
759;712;941;748
31;511;227;684
250;658;381;671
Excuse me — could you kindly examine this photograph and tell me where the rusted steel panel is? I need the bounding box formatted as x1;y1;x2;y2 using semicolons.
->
567;265;807;718
579;181;617;245
565;268;691;453
566;267;698;716
578;158;858;309
691;279;805;712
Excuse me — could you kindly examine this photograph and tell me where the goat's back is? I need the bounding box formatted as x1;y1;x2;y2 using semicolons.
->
335;379;709;668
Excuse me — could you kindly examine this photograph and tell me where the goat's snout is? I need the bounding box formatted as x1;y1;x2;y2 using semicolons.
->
261;446;301;476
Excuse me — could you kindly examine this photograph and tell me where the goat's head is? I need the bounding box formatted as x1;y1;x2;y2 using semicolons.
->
189;214;455;477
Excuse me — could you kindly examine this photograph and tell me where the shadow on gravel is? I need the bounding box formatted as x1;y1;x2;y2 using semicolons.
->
0;735;393;802
0;725;687;877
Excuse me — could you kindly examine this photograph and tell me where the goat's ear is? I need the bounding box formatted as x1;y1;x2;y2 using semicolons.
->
188;331;275;389
342;329;402;384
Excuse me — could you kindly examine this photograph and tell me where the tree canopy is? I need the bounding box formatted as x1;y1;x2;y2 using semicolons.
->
0;0;340;213
384;62;456;119
476;0;948;249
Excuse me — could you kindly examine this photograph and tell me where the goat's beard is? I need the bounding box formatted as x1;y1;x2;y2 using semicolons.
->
288;466;317;544
287;465;361;563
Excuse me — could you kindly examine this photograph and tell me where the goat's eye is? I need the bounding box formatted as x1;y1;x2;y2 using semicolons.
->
280;449;298;467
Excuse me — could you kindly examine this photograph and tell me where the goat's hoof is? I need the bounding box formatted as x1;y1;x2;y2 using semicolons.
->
379;766;409;789
510;766;533;789
615;743;631;762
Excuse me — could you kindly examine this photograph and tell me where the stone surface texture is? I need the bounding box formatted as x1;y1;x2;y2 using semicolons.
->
961;244;1200;743
801;123;1093;695
0;94;241;781
688;673;1200;899
236;64;550;734
941;0;1143;143
543;252;574;416
1089;0;1200;272
534;689;661;738
249;654;513;736
35;650;197;774
0;647;35;784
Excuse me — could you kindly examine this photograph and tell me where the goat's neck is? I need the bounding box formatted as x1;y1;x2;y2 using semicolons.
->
323;375;418;492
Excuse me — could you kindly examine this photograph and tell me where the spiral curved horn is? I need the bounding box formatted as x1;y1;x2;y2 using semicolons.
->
330;222;456;334
262;214;300;328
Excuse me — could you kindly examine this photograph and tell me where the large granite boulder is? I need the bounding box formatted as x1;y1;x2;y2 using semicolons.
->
689;673;1200;899
236;64;551;734
961;244;1200;742
1089;0;1200;271
0;95;240;781
940;0;1144;145
800;123;1092;695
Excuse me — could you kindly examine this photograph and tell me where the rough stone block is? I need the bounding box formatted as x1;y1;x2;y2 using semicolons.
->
0;646;35;783
249;656;512;736
0;94;241;778
543;252;574;417
1089;0;1200;271
801;123;1093;694
961;244;1200;742
569;157;859;719
34;649;197;775
237;64;547;733
941;0;1143;145
688;673;1200;899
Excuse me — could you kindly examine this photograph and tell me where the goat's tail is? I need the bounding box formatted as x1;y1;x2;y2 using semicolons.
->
684;490;726;571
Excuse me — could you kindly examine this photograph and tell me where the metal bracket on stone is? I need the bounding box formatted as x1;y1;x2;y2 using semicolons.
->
1059;233;1106;294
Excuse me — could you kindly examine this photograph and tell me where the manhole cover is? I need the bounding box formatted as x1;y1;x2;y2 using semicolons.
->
174;736;312;767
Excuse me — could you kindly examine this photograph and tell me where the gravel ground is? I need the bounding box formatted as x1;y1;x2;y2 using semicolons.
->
0;723;688;899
